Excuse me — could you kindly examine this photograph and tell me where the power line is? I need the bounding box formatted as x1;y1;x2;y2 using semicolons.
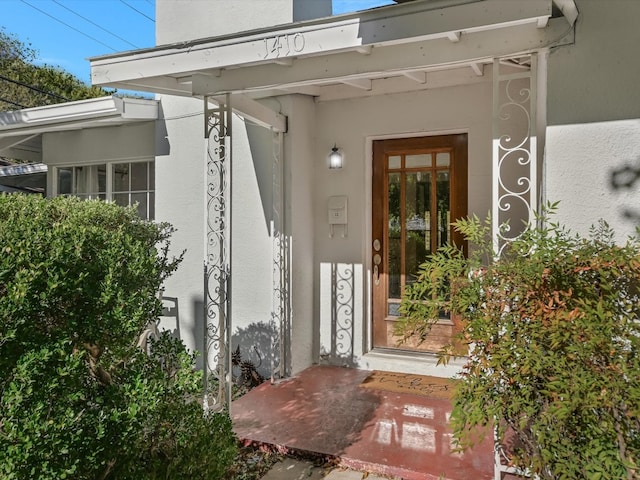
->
19;0;119;53
52;0;141;50
0;74;70;102
120;0;155;23
0;97;28;109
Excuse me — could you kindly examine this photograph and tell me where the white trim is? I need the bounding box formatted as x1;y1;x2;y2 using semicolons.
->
87;0;574;99
207;94;287;133
0;97;158;164
0;97;158;136
403;71;427;84
553;0;579;26
0;134;39;151
341;78;373;91
361;350;467;378
315;63;492;103
187;19;569;97
48;155;154;168
51;159;154;218
90;0;553;86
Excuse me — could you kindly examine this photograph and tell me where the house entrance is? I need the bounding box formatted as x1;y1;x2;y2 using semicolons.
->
372;135;467;352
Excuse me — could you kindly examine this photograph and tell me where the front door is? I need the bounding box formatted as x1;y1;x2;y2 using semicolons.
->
372;135;467;352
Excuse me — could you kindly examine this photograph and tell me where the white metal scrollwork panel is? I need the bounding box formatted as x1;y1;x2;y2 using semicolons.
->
492;56;539;480
492;54;538;257
203;95;233;412
271;130;290;380
331;263;355;363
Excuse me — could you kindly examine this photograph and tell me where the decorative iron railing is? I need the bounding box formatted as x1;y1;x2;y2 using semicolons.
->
203;95;233;411
492;54;539;257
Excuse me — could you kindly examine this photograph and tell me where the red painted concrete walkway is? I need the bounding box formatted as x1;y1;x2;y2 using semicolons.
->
232;365;494;480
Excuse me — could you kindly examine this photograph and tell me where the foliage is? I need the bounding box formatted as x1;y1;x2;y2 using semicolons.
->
398;203;640;479
0;27;110;112
0;194;236;479
223;445;284;480
106;333;237;480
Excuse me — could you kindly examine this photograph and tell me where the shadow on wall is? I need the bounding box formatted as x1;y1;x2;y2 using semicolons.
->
245;120;278;233
192;297;205;370
158;295;181;339
191;297;288;379
319;263;359;368
138;295;182;355
610;159;640;224
232;320;280;381
155;102;171;156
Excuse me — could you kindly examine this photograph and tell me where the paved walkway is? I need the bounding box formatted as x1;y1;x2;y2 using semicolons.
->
260;458;391;480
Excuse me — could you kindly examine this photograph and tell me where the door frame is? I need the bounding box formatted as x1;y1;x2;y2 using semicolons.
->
364;130;469;355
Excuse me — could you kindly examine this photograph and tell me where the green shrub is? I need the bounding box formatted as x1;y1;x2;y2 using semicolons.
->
107;333;237;480
0;194;236;479
398;204;640;479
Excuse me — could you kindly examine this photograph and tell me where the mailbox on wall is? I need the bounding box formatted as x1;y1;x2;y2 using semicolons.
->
328;195;347;238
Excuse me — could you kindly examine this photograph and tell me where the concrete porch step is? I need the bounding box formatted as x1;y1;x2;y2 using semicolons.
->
232;365;495;480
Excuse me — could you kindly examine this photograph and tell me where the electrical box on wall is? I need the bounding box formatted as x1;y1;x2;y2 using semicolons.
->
328;195;348;238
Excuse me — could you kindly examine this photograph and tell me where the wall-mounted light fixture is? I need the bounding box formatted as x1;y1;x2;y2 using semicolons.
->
328;144;344;170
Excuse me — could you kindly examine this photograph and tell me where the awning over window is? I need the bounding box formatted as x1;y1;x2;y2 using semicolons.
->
0;96;159;162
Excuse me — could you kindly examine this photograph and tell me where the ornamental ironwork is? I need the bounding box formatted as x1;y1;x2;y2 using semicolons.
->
492;54;539;257
203;95;233;411
331;263;355;363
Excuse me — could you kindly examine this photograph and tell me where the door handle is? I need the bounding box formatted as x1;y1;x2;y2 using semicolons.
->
373;253;382;286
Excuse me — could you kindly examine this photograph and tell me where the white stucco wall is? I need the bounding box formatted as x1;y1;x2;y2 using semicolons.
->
153;1;329;372
545;120;640;242
314;80;493;375
229;115;277;372
545;0;640;241
153;96;206;355
547;0;640;126
43;122;156;166
155;95;278;369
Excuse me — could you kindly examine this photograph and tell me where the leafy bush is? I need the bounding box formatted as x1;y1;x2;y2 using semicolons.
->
0;195;236;479
107;333;237;480
398;204;640;479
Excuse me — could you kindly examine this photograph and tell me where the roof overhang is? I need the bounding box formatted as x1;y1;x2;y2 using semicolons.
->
0;162;47;177
89;0;577;100
0;96;159;162
0;163;47;195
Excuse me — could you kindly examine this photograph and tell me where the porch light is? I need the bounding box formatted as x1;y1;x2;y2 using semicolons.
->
328;144;344;170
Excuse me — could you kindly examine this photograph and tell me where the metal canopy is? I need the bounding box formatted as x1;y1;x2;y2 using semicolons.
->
89;0;575;105
0;96;159;162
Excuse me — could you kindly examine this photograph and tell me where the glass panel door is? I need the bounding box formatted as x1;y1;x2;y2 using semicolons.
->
372;135;467;352
385;154;450;321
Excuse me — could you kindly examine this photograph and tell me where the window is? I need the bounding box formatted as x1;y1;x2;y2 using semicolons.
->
57;164;106;200
112;162;155;220
56;160;155;220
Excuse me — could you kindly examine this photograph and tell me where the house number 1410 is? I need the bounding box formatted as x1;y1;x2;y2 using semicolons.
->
262;33;305;59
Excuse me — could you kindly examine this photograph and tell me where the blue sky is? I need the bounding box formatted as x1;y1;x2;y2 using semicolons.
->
1;0;394;84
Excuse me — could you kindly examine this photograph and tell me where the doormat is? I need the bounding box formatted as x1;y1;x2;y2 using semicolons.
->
360;370;458;400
